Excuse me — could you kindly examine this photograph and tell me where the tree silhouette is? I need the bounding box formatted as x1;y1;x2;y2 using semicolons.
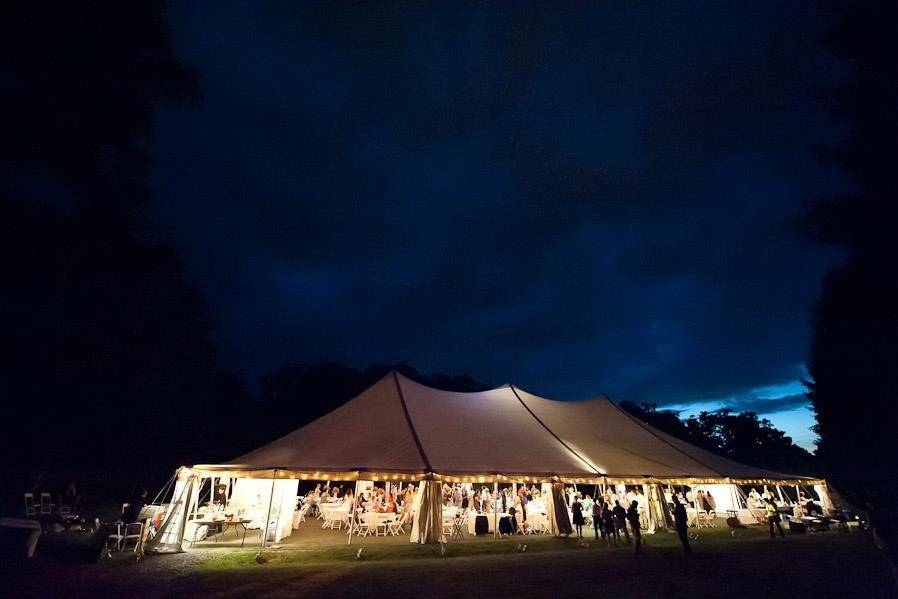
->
620;402;817;475
804;0;898;556
0;1;244;503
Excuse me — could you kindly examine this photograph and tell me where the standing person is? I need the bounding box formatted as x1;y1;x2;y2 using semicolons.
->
64;481;79;512
673;497;691;555
765;497;785;538
571;495;584;537
627;500;642;553
602;500;617;544
612;500;630;544
125;488;148;523
592;499;603;541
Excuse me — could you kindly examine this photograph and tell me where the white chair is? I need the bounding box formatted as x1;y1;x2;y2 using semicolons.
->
298;503;311;523
106;522;124;552
442;516;454;537
453;512;470;539
387;510;409;536
385;513;401;536
121;522;144;552
355;512;373;537
293;503;311;529
374;514;390;537
696;509;716;528
530;513;548;534
39;493;53;515
321;508;337;529
24;493;37;517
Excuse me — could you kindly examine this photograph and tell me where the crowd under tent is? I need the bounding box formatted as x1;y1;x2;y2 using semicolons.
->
146;371;832;553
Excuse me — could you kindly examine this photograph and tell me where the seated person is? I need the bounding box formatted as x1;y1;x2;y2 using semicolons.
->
213;483;228;505
804;500;823;516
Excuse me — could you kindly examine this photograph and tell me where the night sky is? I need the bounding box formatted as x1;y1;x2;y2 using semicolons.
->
148;2;848;449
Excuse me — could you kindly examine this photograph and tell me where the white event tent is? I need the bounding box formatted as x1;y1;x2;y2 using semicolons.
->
147;371;830;552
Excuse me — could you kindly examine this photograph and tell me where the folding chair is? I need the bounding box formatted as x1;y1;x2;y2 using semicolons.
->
375;514;389;537
442;516;454;537
387;511;409;536
121;522;144;552
696;509;715;529
451;512;468;540
24;493;37;517
514;510;525;535
106;522;124;552
321;509;336;529
385;514;400;536
39;493;53;515
298;503;311;523
355;513;372;537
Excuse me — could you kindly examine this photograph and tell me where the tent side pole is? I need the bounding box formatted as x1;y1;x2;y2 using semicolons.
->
347;479;360;545
259;471;277;552
493;481;498;538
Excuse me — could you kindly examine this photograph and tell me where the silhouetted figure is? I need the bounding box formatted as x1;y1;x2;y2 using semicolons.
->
592;500;603;540
64;481;79;511
125;488;148;523
612;500;630;544
627;500;642;553
765;498;784;538
602;501;616;544
673;498;691;554
571;496;584;537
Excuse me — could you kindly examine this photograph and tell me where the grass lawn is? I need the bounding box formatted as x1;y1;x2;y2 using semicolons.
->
5;527;897;597
197;526;765;570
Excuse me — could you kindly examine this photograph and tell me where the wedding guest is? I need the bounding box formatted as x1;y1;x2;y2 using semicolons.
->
602;501;616;544
592;499;603;541
673;497;691;554
571;495;585;537
627;500;642;553
612;500;630;544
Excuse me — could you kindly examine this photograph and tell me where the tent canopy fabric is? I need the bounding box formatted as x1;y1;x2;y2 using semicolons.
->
195;371;819;485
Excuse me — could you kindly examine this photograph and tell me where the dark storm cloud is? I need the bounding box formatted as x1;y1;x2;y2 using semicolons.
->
732;394;810;415
149;1;845;404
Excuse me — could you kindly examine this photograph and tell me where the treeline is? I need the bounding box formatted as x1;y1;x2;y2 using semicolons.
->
619;403;817;476
803;0;898;556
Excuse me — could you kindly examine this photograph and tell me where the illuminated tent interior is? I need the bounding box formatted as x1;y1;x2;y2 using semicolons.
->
147;371;831;552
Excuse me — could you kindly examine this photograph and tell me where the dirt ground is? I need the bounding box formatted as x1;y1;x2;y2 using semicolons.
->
5;527;897;598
